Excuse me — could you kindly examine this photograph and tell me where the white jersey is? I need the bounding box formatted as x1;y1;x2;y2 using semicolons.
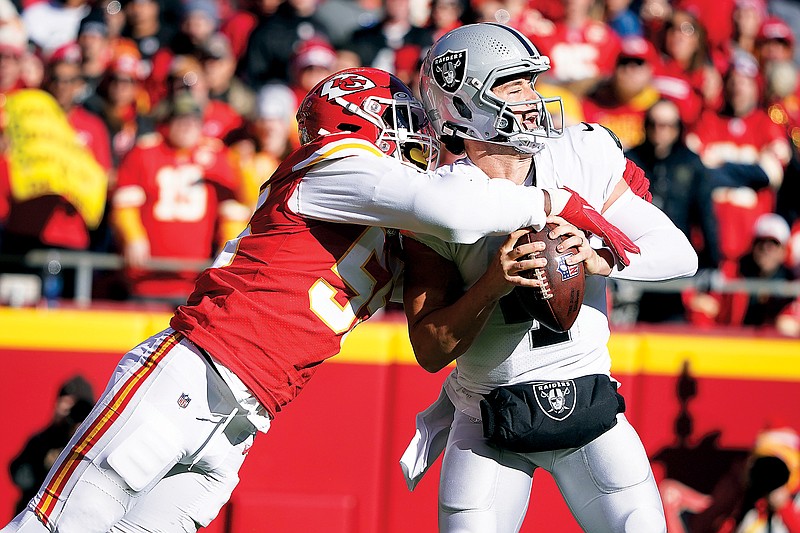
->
412;124;627;395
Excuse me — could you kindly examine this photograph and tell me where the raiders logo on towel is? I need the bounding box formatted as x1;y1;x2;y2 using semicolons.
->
432;49;467;93
533;380;576;421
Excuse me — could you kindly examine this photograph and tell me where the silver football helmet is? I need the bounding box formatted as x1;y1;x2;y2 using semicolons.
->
420;22;564;154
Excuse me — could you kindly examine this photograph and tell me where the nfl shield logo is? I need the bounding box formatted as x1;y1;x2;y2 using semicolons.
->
533;381;576;421
432;49;467;94
556;253;581;281
177;393;191;408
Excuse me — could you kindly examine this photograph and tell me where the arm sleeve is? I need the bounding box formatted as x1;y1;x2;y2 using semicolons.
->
602;189;699;281
292;155;548;244
111;206;148;244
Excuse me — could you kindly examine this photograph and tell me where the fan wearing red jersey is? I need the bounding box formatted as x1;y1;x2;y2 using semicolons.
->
111;92;248;302
1;68;635;533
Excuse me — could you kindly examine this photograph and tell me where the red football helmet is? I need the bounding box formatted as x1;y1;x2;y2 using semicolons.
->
296;68;440;171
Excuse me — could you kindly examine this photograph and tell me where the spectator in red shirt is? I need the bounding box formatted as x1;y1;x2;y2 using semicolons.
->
755;16;795;67
0;94;108;288
674;0;735;69
45;43;113;172
164;54;244;141
687;55;792;267
219;0;259;61
92;39;153;167
653;8;723;126
528;0;622;97
287;38;336;105
111;92;247;303
730;0;767;61
582;36;662;149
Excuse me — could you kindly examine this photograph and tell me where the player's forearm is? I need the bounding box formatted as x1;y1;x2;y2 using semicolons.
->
603;191;698;281
296;158;549;243
410;267;514;373
410;293;499;373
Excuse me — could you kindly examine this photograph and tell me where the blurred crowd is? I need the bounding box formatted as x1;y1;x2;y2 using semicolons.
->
0;0;798;330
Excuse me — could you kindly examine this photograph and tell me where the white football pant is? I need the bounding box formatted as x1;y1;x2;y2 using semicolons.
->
1;329;260;533
439;410;666;533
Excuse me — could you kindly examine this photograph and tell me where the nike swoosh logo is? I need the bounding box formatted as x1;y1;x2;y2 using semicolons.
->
582;122;594;131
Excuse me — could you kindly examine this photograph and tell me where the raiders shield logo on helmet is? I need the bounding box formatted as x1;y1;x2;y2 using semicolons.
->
432;49;467;93
533;381;576;421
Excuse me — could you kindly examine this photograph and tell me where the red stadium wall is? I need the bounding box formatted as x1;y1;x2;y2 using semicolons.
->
1;308;799;532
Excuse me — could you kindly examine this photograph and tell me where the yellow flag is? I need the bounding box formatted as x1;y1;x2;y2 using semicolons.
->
4;89;108;229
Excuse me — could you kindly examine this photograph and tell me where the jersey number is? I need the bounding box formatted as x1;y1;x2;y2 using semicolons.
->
309;227;394;335
154;165;208;222
498;289;570;346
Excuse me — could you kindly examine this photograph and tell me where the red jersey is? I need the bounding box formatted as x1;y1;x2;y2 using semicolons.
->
170;133;402;418
67;106;112;171
652;59;705;126
687;109;790;262
581;87;661;149
530;20;621;85
114;134;240;296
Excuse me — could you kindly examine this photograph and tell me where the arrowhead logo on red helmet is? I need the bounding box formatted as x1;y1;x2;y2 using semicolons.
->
320;73;377;100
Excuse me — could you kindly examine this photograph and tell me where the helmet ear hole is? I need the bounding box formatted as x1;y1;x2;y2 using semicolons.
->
441;133;465;155
338;123;362;133
452;96;472;119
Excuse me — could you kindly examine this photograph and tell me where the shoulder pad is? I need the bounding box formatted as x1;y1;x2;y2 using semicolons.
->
600;125;623;151
292;134;384;172
581;122;624;151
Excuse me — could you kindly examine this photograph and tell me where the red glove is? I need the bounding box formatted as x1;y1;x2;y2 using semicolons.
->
555;187;640;266
623;159;652;202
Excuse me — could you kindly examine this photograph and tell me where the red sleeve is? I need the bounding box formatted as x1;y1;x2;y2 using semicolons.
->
0;155;10;223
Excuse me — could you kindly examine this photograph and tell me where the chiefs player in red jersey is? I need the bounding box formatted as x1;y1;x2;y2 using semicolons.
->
1;68;638;532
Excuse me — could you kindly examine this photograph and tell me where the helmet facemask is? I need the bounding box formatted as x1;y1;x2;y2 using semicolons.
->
481;71;563;155
362;95;440;171
465;65;564;154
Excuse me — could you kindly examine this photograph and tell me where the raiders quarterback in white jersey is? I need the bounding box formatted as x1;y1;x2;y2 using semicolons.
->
400;23;698;533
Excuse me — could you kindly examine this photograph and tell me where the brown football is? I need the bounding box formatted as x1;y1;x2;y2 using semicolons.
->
514;223;585;333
